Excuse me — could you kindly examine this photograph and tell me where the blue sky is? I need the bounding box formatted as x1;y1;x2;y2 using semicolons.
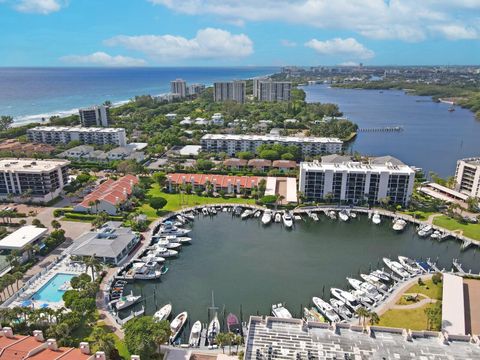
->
1;0;479;66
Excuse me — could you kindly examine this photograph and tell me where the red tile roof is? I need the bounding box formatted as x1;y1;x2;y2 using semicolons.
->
78;174;139;208
167;173;265;189
272;160;297;168
0;336;42;360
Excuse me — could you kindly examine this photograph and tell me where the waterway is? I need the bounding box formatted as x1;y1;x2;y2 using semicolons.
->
303;84;480;177
123;212;480;340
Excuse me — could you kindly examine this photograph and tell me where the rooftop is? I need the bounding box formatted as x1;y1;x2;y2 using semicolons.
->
201;133;343;144
0;159;69;172
29;126;125;134
77;174;139;208
179;145;202;156
0;226;48;250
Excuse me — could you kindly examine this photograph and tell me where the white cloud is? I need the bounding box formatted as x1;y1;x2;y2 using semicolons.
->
280;39;297;47
15;0;63;14
339;61;359;66
105;28;253;61
60;52;147;67
147;0;480;42
305;37;374;59
430;24;478;40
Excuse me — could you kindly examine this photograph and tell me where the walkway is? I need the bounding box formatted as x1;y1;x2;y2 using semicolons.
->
390;293;437;310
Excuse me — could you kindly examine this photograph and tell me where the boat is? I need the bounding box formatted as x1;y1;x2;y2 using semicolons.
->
430;230;442;239
398;256;424;274
241;209;252;219
351;290;374;305
157;239;182;250
349;211;357;219
226;313;242;334
140;255;165;264
149;246;178;258
339;210;349;222
207;314;220;346
274;213;282;223
330;288;361;311
328;211;337;220
132;261;163;280
347;278;382;301
372;211;381;225
158;221;191;236
309;212;319;221
371;269;394;283
233;207;242;216
254;210;262;218
392;218;407;232
271;303;292;318
115;291;141;310
261;210;273;225
210;207;217;215
383;257;410;278
360;273;389;292
170;312;188;342
189;321;202;347
153;303;172;322
294;215;302;221
448;106;455;112
172;236;191;244
312;297;340;323
329;298;353;320
282;212;293;228
182;213;195;221
416;260;433;273
202;208;209;215
303;307;324;322
417;224;433;237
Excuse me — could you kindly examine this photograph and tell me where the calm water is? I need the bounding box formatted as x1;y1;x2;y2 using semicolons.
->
303;84;480;176
0;67;277;125
124;213;480;338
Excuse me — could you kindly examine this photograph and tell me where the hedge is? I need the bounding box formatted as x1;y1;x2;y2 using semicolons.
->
62;212;123;221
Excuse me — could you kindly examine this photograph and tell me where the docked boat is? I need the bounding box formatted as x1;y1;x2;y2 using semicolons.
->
416;260;433;273
176;236;192;244
371;269;394;283
189;321;202;347
347;278;382;301
282;212;293;228
349;211;357;219
383;257;410;278
271;303;292;318
392;218;407;232
417;224;433;237
115;291;141;310
154;303;172;322
274;213;282;223
149;246;178;258
430;230;442;239
303;307;324;322
241;209;253;219
207;314;220;345
170;312;188;342
329;298;353;320
309;212;319;221
398;256;423;274
182;213;195;221
233;207;242;216
328;211;337;220
133;261;163;280
372;211;381;225
254;210;262;218
331;288;361;311
312;297;340;323
157;239;182;250
339;210;349;222
158;221;191;236
360;273;389;292
140;255;165;264
261;210;273;225
202;208;209;215
210;207;217;215
351;290;374;305
226;313;242;334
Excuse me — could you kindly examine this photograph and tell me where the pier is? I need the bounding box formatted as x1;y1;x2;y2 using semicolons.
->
358;126;404;132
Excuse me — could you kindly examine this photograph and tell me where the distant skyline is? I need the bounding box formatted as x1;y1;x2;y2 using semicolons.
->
1;0;480;67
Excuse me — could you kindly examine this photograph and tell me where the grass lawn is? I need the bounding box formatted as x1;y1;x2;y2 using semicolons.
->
433;215;480;240
140;184;256;219
400;210;437;221
114;335;131;360
396;295;421;305
378;303;438;330
405;279;443;300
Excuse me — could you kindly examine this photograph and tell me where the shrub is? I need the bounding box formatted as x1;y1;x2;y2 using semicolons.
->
149;197;167;210
432;272;442;285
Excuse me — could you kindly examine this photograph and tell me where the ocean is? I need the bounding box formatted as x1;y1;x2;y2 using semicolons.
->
0;67;278;125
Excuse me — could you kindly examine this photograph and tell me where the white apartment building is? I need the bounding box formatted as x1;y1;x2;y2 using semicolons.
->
257;81;292;102
170;79;187;98
188;83;205;95
299;155;415;205
79;105;109;127
0;159;70;202
200;134;343;157
455;157;480;199
27;126;127;146
213;81;246;103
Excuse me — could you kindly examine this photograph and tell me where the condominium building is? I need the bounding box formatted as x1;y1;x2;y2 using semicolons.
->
213;81;246;103
299;155;415;205
79;105;109;127
200;134;343;157
170;78;187;98
455;157;480;199
27;126;127;146
0;159;70;202
188;83;205;95
256;80;292;101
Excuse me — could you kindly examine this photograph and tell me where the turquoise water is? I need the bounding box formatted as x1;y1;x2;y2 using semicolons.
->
31;273;75;303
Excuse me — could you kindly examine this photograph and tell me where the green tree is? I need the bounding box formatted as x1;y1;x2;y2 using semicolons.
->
149;197;167;212
280;152;295;160
51;220;62;229
88;326;117;359
216;332;228;354
83;255;101;281
368;311;380;325
237;151;253;160
259;149;279;160
152;172;167;188
0;116;13;131
31;218;45;227
196;159;214;171
260;195;278;205
355;307;369;327
124;316;171;359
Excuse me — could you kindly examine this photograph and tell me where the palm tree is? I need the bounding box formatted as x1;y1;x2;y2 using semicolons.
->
234;334;243;353
12;272;23;292
368;311;380;325
216;332;228;353
355;306;369;327
83;255;101;281
225;332;235;355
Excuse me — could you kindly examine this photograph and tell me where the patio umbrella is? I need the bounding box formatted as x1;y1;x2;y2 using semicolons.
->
21;300;32;307
39;303;49;309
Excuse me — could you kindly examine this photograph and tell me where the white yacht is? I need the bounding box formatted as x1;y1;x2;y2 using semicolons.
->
202;208;209;215
182;212;195;221
209;207;217;215
351;290;374;305
133;261;163;280
149;245;178;258
371;269;393;283
158;221;191;236
157;239;182;250
312;297;340;323
330;288;361;311
170;312;188;342
372;211;381;225
309;212;319;221
392;218;407;232
154;303;172;322
430;230;442;239
328;211;337;220
398;256;424;274
207;314;220;346
329;298;353;320
347;277;382;302
241;209;253;219
383;257;410;278
261;210;273;225
254;210;262;218
349;211;357;219
339;210;349;222
360;273;389;292
417;224;433;237
176;236;192;244
282;212;293;228
274;213;282;223
271;303;292;318
115;291;141;310
189;321;202;347
140;254;165;264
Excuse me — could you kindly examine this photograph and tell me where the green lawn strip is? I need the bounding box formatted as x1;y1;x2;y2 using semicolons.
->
400;210;436;221
433;215;480;241
404;279;443;300
378;303;438;330
113;335;131;359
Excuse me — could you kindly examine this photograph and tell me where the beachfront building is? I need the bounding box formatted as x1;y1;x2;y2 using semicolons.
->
170;78;187;98
299;155;415;205
27;126;127;146
455;157;480;199
256;80;292;102
71;222;140;265
0;226;48;265
188;83;205;95
213;81;246;103
200;134;343;157
79;105;109;127
73;174;139;215
0;159;69;202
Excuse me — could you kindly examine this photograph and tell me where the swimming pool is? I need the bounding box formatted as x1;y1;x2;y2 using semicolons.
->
31;273;75;303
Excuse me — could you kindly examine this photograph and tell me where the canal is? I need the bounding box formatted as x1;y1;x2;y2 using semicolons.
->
124;212;480;339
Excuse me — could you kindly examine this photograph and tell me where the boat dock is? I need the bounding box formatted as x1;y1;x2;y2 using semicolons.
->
358;126;404;132
113;306;145;326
